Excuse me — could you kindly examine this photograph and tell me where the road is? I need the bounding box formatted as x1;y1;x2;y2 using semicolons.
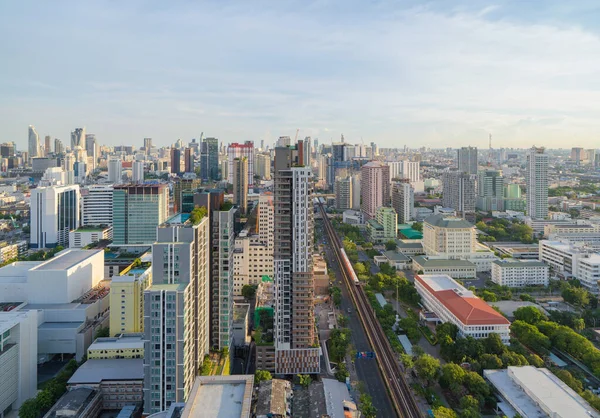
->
323;241;396;418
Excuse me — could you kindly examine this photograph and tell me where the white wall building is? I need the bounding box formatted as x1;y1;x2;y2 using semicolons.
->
392;180;414;224
0;310;38;416
30;184;80;249
415;274;511;343
80;185;113;226
539;240;600;294
233;235;273;296
526;147;549;220
69;226;113;248
132;160;144;183
258;193;274;251
491;260;549;287
108;158;122;184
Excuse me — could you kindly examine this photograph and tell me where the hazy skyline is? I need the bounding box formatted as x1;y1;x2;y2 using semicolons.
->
2;1;600;150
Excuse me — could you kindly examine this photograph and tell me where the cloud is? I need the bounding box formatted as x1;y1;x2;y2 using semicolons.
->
1;1;600;148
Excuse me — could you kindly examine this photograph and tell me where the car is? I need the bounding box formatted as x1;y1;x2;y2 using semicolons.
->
347;308;352;313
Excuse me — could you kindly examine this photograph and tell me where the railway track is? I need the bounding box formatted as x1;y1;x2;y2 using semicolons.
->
319;203;422;418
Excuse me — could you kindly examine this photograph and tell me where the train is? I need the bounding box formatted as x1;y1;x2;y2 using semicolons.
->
339;248;360;284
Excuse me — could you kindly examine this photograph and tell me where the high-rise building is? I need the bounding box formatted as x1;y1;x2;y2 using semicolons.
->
211;206;236;350
526;146;549;220
571;147;584;165
442;171;476;218
85;134;97;170
233;157;249;214
227;142;254;185
477;170;504;212
0;142;15;158
132;160;144;183
200;137;219;181
171;148;181;175
184;148;194;173
54;138;64;154
360;161;390;220
110;266;151;336
44;135;51;156
371;142;378;157
30;184;80;248
70;127;85;149
108;158;122;184
303;137;312;167
113;184;169;245
351;173;361;210
80;185;113;226
457;146;478;175
273;145;319;374
276;136;291;147
143;137;152;153
173;178;202;214
258;193;274;252
143;212;210;414
255;153;271;180
28;125;40;161
334;176;352;210
392;179;414;224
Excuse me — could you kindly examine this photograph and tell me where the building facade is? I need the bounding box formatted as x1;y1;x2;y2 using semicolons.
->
81;185;113;226
526;146;549;220
334;177;352;211
30;184;80;249
392;179;414;224
233;157;249;214
457;146;478;174
227;141;254;185
477;169;504;212
442;171;476;218
491;260;549;287
360;161;390;220
110;266;152;336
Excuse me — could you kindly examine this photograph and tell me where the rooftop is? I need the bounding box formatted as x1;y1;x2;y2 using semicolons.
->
256;379;291;417
181;375;254;418
492;260;548;268
88;334;145;351
233;303;250;323
424;214;474;229
164;213;191;225
32;249;102;271
75;226;109;232
416;274;510;326
399;229;423;239
484;366;600;418
45;387;100;418
413;256;476;268
68;359;144;384
383;250;410;262
396;240;423;248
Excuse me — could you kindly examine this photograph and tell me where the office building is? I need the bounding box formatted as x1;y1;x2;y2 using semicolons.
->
457;146;478;174
132;160;144;183
412;256;477;279
69;226;113;248
442;171;476;218
85;134;97;170
200;137;219;181
491;260;549;287
360;161;390;220
170;148;181;175
255;153;271;180
0;310;38;416
110;265;152;336
415;274;510;343
277;136;291;147
227;142;254;185
113;184;169;245
28;125;40;161
143;212;210;414
71;127;86;149
81;185;113;226
484;366;600;418
184;148;194;173
477;170;504;211
44;135;51;155
211;206;236;350
233;157;249;214
571;147;585;165
526;146;549;220
392;179;414;224
173;178;202;214
334;176;352;210
273;145;320;374
30;184;80;248
0;142;15;158
108;158;122;184
54;138;64;154
539;240;600;294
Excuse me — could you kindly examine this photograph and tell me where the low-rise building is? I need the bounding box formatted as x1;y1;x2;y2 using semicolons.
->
179;375;254;418
539;240;600;294
412;256;476;279
42;387;102;418
415;274;511;343
256;379;292;418
232;303;250;347
69;226;113;248
484;366;600;418
313;254;329;295
366;207;398;243
375;251;411;270
87;333;144;360
491;260;549;287
488;242;540;260
0;240;26;263
342;210;364;225
395;240;424;256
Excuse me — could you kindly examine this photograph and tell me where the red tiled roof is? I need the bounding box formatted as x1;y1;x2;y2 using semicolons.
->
122;161;133;168
416;276;510;326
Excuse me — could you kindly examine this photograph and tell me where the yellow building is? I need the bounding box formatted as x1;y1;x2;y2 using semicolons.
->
109;265;152;336
87;333;145;359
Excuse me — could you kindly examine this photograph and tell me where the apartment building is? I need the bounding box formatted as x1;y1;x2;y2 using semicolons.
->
233;234;273;296
491;260;549;287
110;266;152;336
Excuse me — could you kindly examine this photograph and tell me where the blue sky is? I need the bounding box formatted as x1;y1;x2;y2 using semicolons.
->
1;0;600;149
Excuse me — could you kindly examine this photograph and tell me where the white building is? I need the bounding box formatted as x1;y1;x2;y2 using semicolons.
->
80;185;113;226
0;310;38;415
258;193;274;251
387;160;424;192
392;180;414;224
539;240;600;294
415;274;511;343
342;210;364;225
28;125;41;161
132;160;144;183
484;366;600;418
491;260;549;288
108;158;122;184
233;235;273;296
526;147;549;220
69;226;113;248
30;184;80;249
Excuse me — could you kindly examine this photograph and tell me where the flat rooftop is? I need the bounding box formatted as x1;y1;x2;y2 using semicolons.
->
164;213;191;225
32;249;102;271
413;256;476;268
68;359;144;384
88;335;145;351
417;274;467;292
492;260;547;268
182;375;254;418
485;366;600;418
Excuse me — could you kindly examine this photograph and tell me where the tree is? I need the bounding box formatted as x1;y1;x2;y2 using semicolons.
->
439;363;466;391
513;306;546;325
555;369;583;393
433;406;458;418
412;222;423;232
37;390;55;411
527;353;545;367
464;371;490;405
562;284;591;308
359;393;377;418
354;262;367;275
459;395;480;413
95;327;110;339
18;398;41;418
241;284;256;300
335;362;349;382
255;369;272;384
414;354;440;386
482;333;506;355
511;320;551;353
400;353;414;368
479;353;503;369
436;322;459;341
480;290;498;302
573;317;585;333
297;374;312;388
385;240;397;251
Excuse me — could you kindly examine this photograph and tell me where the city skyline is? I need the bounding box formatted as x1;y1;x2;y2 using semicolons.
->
2;1;600;149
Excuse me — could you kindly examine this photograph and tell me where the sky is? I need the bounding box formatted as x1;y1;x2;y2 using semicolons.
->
1;0;600;150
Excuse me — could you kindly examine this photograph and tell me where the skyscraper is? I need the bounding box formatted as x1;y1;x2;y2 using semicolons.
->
334;176;352;210
273;145;319;374
80;185;113;226
44;135;51;156
526;146;549;220
132;160;144;183
112;184;169;245
143;212;210;414
108;158;122;184
70;127;85;149
54;138;64;154
457;146;478;174
143;137;152;153
442;171;476;218
28;125;40;161
571;147;584;165
258;192;274;252
477;170;504;211
392;179;414;224
184;147;194;173
30;185;80;248
233;157;248;214
85;134;97;170
227;142;254;185
200;137;219;181
360;161;390;220
1;142;15;158
170;148;181;175
255;153;271;180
